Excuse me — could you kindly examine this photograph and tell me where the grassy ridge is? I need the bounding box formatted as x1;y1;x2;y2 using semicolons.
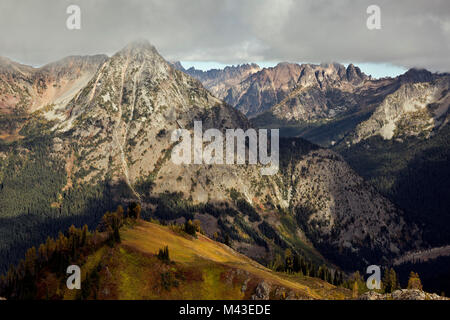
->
0;208;350;300
90;221;351;300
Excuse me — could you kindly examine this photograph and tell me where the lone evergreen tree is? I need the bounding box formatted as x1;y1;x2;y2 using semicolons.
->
382;268;399;293
407;271;423;290
184;220;197;236
157;246;170;262
127;202;141;219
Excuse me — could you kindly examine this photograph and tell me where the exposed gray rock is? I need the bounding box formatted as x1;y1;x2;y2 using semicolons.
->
251;281;272;300
358;291;385;300
350;75;450;144
359;289;448;300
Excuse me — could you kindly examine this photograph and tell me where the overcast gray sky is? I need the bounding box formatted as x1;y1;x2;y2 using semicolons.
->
0;0;449;74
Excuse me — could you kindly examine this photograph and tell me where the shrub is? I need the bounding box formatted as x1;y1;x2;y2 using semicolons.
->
184;220;197;236
127;202;141;219
157;246;170;262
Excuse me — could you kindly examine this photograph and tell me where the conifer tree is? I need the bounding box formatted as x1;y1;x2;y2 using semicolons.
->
157;246;170;262
127;202;141;219
284;249;294;272
407;271;423;290
184;220;197;236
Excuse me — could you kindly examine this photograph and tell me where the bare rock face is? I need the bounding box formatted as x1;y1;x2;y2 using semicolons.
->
358;291;385;300
359;289;448;300
180;59;449;159
391;289;448;300
0;57;34;114
251;281;272;300
183;62;305;117
348;75;450;144
183;63;261;105
250;280;304;300
58;40;246;193
0;54;107;142
266;66;449;146
0;54;107;115
184;62;369;119
399;68;437;84
346;64;367;84
232;63;306;116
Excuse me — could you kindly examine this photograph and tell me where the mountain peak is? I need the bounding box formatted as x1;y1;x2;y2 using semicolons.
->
114;40;159;59
122;39;156;50
275;62;297;67
0;56;35;74
170;61;186;72
400;68;435;83
346;63;367;82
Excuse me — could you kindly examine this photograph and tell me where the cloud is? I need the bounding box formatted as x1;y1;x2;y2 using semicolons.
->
0;0;448;72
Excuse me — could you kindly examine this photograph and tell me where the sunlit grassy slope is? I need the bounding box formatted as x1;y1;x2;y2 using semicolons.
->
66;221;350;300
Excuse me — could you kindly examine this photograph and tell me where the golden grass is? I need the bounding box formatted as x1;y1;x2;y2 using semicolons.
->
118;221;351;300
55;221;350;299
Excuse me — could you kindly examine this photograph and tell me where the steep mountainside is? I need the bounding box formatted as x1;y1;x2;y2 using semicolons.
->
337;124;450;249
0;41;421;275
345;73;450;145
252;69;448;147
63;43;420;269
182;60;449;148
333;72;450;246
0;55;107;114
0;55;107;141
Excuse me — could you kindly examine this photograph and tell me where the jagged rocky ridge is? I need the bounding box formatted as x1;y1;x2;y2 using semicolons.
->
182;61;449;150
180;62;369;119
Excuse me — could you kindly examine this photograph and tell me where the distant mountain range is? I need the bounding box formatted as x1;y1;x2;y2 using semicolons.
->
176;62;369;119
175;61;449;147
